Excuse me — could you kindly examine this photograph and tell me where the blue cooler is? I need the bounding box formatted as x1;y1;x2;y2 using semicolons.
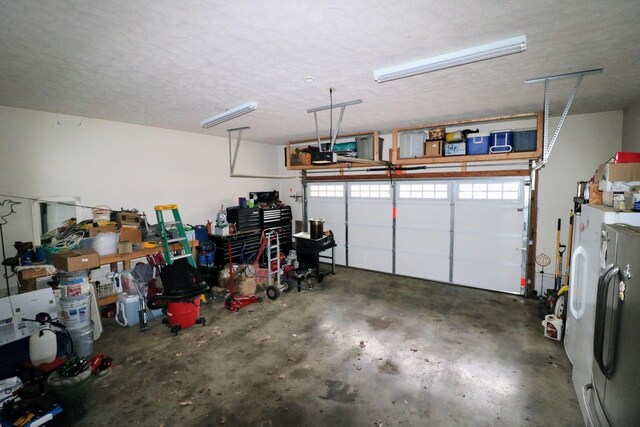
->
466;135;490;155
489;130;513;153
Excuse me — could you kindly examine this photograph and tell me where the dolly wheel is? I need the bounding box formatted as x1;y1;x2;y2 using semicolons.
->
171;325;181;335
283;279;294;293
266;285;280;300
197;317;206;326
317;274;324;283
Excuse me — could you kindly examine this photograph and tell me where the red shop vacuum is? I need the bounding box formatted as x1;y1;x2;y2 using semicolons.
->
148;260;208;335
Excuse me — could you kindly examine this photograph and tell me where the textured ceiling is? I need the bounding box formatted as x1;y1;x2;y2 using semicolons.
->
0;0;639;144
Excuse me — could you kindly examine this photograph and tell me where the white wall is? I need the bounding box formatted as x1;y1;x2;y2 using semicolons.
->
622;101;640;152
0;105;281;295
537;111;623;276
278;111;624;290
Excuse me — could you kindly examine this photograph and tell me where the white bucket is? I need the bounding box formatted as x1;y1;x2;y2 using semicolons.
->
29;328;57;366
58;269;90;297
60;294;92;330
542;314;563;341
68;321;94;357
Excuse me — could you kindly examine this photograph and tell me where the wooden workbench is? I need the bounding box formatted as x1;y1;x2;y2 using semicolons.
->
99;240;198;271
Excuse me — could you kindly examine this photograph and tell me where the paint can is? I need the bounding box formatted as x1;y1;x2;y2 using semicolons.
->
60;294;92;330
58;269;90;297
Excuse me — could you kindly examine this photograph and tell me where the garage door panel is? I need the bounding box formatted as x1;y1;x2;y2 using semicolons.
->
455;204;522;232
452;259;522;293
454;233;522;261
396;252;449;282
307;185;346;266
396;229;449;254
348;183;393;273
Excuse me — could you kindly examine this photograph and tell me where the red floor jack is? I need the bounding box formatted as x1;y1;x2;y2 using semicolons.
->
224;241;259;312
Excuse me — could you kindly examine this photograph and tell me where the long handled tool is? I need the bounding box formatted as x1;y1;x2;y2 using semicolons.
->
554;218;566;290
563;210;574;286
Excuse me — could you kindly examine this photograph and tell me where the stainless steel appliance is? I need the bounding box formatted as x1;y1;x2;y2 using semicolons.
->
565;205;640;424
583;224;640;426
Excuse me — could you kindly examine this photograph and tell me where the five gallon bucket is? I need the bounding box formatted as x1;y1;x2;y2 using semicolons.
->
47;368;93;423
58;269;90;297
60;294;92;330
68;321;94;357
309;218;325;239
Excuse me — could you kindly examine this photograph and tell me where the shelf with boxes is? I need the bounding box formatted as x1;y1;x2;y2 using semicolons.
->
390;112;543;166
286;130;383;170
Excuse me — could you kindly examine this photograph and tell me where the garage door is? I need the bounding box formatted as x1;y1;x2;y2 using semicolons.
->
348;183;393;273
452;180;528;294
306;178;528;294
396;182;451;282
307;183;346;265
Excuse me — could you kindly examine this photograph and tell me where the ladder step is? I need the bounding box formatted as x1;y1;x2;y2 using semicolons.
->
154;204;178;211
163;221;180;227
167;237;187;244
170;254;192;261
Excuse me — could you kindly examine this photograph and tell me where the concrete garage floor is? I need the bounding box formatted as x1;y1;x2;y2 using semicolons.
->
79;266;582;426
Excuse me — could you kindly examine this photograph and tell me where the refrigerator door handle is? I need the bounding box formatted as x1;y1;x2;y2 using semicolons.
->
569;246;587;319
593;265;620;379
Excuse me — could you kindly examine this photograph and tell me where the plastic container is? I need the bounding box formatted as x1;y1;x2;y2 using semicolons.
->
489;130;514;153
399;132;425;158
58;269;90;297
444;142;466;156
115;293;140;327
167;297;200;328
512;128;537;152
29;328;57;365
465;135;490;155
47;368;93;423
80;232;119;256
68;321;94;357
542;314;563;340
60;294;92;330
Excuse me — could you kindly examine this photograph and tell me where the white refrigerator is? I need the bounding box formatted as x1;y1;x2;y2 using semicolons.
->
565;204;640;424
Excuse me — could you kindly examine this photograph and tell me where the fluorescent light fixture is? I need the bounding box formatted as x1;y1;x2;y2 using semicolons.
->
374;35;526;83
200;102;257;128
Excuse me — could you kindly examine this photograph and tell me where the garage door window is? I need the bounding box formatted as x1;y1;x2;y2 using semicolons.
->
398;183;449;199
309;184;344;198
458;182;520;200
350;184;391;199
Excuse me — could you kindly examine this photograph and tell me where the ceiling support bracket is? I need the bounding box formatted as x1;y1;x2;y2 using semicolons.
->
307;99;362;151
227;127;296;179
525;68;602;165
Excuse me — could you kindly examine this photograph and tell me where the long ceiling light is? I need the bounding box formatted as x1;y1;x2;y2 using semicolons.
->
200;101;257;128
373;35;527;83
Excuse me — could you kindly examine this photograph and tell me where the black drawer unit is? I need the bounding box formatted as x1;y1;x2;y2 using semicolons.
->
209;230;261;268
226;206;260;231
260;206;292;227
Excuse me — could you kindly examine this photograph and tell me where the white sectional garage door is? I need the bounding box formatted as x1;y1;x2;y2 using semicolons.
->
348;183;393;273
306;178;528;294
307;183;346;265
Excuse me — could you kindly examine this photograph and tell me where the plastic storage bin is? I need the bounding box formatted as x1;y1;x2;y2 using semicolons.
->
444;142;466;156
489;130;513;153
512;128;537;152
466;135;490;155
399;132;425;158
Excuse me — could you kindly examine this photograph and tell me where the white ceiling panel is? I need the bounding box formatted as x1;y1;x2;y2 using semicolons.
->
0;0;638;144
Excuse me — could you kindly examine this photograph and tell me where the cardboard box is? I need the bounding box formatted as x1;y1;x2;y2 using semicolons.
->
119;226;142;243
116;211;140;226
290;152;311;166
88;224;116;237
596;163;640;191
424;140;442;157
53;248;100;272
